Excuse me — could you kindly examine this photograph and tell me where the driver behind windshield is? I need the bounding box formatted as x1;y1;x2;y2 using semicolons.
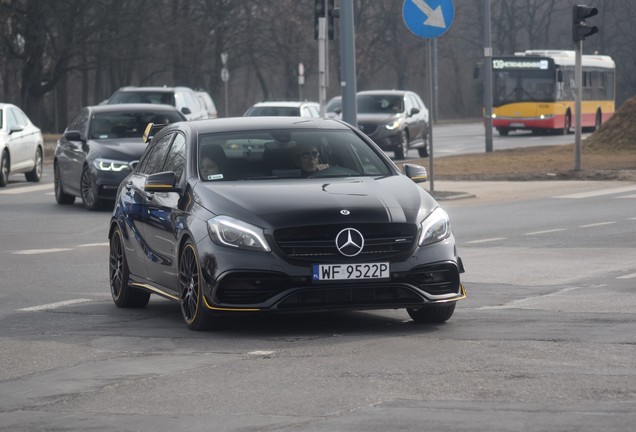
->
294;142;329;177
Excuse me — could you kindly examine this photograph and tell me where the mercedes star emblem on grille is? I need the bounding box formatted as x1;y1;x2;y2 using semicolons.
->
335;228;365;257
340;209;350;215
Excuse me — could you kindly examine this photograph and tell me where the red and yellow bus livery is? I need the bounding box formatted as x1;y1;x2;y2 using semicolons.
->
491;50;615;136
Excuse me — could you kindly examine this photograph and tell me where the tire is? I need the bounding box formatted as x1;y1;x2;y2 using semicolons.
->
25;147;43;182
109;227;150;308
81;165;102;210
0;150;8;187
179;242;213;331
497;127;509;136
418;133;429;158
54;163;75;204
395;130;409;160
407;302;456;323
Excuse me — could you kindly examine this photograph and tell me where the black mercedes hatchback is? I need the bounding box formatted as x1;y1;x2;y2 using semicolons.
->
108;117;465;330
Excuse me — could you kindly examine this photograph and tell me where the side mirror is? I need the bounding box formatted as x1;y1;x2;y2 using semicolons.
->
403;163;428;183
557;69;564;83
9;125;24;134
334;108;342;115
409;107;420;116
128;160;139;170
181;107;192;115
144;171;180;193
64;130;83;142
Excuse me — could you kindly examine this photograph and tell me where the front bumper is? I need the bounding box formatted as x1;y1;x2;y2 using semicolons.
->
197;236;465;313
94;168;132;200
358;124;401;150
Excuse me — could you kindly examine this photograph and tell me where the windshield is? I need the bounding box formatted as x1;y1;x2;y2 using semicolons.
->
198;129;392;182
493;69;556;106
89;111;183;139
244;106;301;116
108;91;175;106
326;97;341;112
356;95;404;114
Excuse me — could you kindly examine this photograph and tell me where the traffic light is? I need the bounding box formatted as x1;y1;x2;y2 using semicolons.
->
572;4;599;43
314;0;335;40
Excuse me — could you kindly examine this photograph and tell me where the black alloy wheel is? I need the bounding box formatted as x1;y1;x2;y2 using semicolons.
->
54;163;75;204
81;165;101;210
25;147;43;182
407;302;456;323
179;242;213;330
109;227;150;308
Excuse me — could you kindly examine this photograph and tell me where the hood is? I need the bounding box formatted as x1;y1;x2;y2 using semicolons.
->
356;113;402;124
193;175;437;229
88;138;148;161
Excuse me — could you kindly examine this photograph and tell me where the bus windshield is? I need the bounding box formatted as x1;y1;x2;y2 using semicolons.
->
493;69;555;106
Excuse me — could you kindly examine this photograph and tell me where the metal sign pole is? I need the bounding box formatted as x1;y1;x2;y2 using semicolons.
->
427;39;435;193
318;17;327;117
574;41;582;171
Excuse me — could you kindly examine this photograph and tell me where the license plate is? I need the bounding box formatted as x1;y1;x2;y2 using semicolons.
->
510;122;525;127
312;262;390;281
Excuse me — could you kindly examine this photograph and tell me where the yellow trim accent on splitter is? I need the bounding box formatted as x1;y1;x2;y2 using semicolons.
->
147;184;174;189
431;284;467;304
203;295;260;312
130;282;179;301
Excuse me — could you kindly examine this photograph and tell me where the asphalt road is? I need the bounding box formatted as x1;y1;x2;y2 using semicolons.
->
403;121;590;159
1;139;634;431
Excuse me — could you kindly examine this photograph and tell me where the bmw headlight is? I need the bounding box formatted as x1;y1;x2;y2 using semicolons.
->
207;215;271;252
93;158;130;172
419;207;451;246
385;118;402;130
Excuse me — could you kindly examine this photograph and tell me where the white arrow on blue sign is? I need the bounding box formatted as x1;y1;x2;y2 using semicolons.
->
402;0;455;39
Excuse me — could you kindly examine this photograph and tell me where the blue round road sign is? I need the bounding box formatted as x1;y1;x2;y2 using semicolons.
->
402;0;455;39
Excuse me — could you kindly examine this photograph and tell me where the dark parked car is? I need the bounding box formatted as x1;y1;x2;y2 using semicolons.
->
356;90;429;159
106;86;208;121
108;116;465;330
54;104;185;210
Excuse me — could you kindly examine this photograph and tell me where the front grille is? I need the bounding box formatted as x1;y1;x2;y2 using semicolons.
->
274;223;417;262
215;272;296;305
277;285;423;309
358;123;379;135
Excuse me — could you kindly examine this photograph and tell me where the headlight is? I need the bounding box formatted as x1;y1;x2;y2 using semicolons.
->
419;207;451;246
207;215;271;252
93;158;130;172
385;118;402;130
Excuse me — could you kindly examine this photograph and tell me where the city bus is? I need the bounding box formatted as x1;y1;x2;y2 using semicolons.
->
490;50;615;136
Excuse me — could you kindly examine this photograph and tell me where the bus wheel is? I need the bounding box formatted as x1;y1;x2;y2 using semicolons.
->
594;111;602;131
497;127;509;136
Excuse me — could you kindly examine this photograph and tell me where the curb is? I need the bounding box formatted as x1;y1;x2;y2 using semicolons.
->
430;190;477;201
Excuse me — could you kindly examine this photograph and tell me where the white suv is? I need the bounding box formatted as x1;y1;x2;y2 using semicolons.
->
107;86;208;120
243;101;321;117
